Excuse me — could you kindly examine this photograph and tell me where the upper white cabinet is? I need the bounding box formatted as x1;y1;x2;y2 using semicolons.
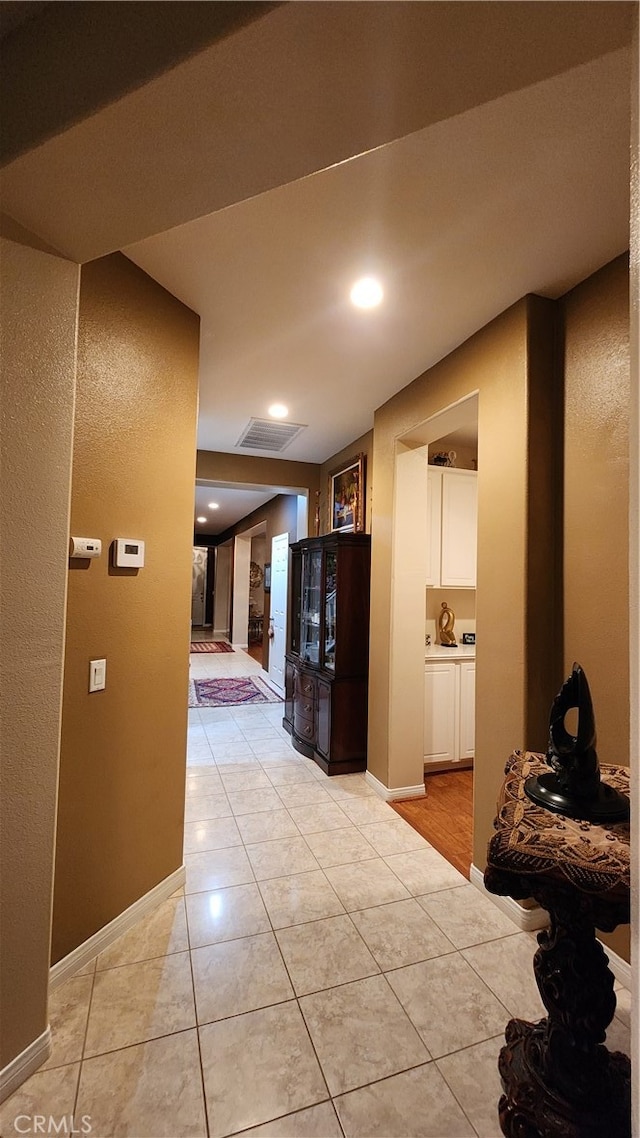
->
426;467;477;588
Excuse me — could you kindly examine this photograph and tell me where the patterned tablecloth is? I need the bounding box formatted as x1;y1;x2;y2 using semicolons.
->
487;751;630;903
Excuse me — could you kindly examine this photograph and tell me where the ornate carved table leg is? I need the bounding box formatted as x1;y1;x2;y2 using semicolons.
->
489;881;631;1138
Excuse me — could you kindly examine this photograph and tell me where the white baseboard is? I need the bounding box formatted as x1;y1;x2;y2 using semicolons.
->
49;865;186;992
232;642;248;651
470;863;632;986
469;863;550;931
365;770;426;801
0;1027;51;1104
213;629;230;641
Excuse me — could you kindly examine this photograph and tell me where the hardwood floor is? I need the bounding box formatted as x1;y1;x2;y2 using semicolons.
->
391;769;473;878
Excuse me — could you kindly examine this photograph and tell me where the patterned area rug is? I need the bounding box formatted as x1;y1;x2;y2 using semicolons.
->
188;676;282;707
189;641;234;654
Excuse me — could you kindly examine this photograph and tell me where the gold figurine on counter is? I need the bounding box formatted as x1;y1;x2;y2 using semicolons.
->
438;601;457;647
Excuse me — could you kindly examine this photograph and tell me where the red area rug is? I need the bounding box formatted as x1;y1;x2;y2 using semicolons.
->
188;676;282;707
189;641;234;653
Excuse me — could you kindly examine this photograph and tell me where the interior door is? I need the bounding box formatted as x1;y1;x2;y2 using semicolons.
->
191;546;208;626
268;532;289;695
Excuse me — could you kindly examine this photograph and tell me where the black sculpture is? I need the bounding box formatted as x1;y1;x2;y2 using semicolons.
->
524;663;630;822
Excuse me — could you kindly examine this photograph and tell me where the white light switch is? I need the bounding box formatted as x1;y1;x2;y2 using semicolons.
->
89;658;106;692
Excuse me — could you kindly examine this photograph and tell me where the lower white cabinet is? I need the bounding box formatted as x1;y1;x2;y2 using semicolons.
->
458;661;476;760
424;658;475;765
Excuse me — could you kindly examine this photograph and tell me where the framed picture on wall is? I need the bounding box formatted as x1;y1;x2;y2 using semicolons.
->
329;453;365;533
263;563;271;591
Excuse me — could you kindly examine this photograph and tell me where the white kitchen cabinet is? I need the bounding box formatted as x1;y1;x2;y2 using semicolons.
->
426;467;477;588
423;661;458;762
424;658;475;765
458;661;476;760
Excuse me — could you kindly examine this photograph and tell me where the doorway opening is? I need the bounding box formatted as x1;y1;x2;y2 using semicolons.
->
193;477;309;682
191;545;209;629
232;522;266;651
389;392;478;877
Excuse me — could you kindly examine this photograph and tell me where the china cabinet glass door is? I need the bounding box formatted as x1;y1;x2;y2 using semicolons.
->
301;548;322;664
323;548;337;671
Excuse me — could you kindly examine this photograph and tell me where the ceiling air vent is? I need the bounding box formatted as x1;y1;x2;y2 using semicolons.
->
236;417;307;453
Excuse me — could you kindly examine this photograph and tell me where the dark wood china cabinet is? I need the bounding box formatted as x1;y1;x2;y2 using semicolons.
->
283;532;371;775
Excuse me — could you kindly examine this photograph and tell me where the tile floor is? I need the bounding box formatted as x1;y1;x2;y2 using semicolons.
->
2;649;631;1138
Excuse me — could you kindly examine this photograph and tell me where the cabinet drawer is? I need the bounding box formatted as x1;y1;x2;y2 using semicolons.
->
294;708;316;743
295;672;316;699
295;695;315;718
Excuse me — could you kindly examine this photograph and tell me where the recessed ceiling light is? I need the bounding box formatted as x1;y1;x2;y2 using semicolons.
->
268;403;289;419
208;502;220;510
196;516;207;523
350;276;383;309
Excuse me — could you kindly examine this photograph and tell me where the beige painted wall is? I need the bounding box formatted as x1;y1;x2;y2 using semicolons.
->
630;23;639;1112
368;296;560;870
429;442;478;471
319;431;374;535
562;254;631;962
196;450;320;498
0;218;79;1071
52;253;199;964
563;256;630;765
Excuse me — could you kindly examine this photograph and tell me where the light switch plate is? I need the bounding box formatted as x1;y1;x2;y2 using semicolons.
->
89;658;106;692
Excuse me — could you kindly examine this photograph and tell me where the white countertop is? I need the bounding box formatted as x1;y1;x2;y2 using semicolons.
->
425;644;476;662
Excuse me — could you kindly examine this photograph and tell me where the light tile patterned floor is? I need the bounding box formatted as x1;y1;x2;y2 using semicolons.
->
2;649;631;1138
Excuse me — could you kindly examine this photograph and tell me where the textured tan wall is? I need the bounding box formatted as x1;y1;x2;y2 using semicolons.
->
562;255;630;963
368;297;559;870
52;253;199;964
629;16;639;1075
0;218;79;1069
562;256;630;764
319;430;374;535
196;450;320;497
216;494;299;549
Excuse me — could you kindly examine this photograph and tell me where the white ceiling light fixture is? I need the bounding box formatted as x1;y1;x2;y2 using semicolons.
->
208;502;220;510
196;515;207;523
268;403;289;419
350;276;383;309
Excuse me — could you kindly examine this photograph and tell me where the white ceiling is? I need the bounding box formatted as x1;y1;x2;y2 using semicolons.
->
2;5;630;534
194;482;289;537
125;48;630;479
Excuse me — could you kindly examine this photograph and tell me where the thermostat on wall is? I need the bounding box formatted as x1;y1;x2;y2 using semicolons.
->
113;538;145;568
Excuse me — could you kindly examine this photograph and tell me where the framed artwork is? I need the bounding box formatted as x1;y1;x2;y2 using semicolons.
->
263;562;271;591
329;453;365;533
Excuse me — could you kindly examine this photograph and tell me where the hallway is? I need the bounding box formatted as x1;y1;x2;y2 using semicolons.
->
1;649;631;1137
